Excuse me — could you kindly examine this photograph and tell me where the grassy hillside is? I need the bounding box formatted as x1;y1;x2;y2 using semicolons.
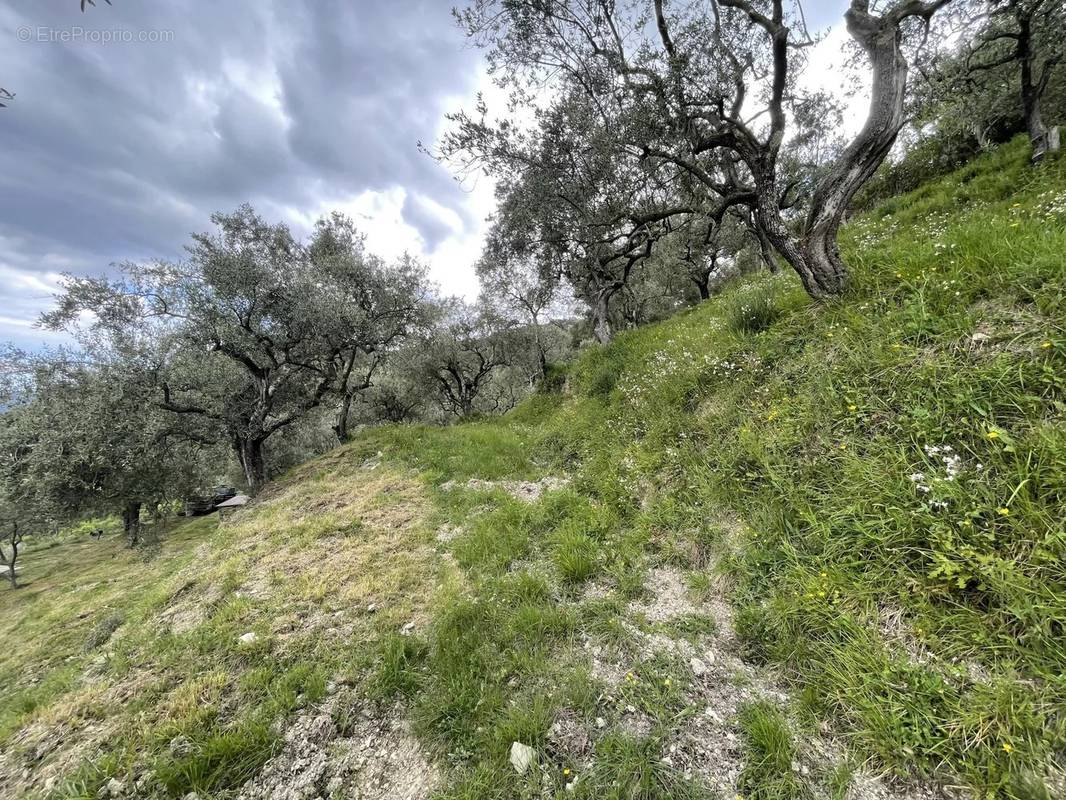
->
2;137;1063;800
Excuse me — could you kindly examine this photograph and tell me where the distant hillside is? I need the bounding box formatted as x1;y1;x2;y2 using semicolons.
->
2;137;1063;800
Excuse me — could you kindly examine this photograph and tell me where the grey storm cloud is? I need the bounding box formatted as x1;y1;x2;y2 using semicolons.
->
0;0;483;345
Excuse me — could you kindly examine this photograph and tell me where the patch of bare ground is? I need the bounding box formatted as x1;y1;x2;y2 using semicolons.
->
441;475;570;502
962;298;1046;358
435;522;463;544
0;672;160;800
876;605;991;685
237;690;437;800
630;566;701;622
545;709;594;763
579;564;956;800
842;770;961;800
157;577;223;635
0;718;118;800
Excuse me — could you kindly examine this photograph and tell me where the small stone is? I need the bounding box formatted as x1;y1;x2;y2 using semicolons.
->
689;657;708;676
509;741;536;774
169;735;192;757
704;650;716;665
400;621;415;635
595;716;606;729
238;631;258;645
182;793;200;800
100;777;125;797
366;603;377;613
661;756;673;766
134;771;155;791
625;704;636;714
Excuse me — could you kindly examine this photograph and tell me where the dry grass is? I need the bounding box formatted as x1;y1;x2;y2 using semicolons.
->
0;452;454;800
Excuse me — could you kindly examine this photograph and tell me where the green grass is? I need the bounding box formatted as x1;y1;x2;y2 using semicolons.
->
3;137;1063;799
380;136;1063;798
738;702;809;800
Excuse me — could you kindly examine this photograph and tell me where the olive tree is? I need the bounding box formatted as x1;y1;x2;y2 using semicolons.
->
454;0;953;299
0;348;209;545
448;90;709;342
477;241;562;380
421;301;519;419
308;214;432;442
44;206;343;492
950;0;1063;159
357;347;437;425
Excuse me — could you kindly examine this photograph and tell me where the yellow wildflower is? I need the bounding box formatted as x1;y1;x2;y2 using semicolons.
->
986;430;999;439
1002;742;1013;754
1041;341;1052;349
848;404;857;412
997;507;1010;516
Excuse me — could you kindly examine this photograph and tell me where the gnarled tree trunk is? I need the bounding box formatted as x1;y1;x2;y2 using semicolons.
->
122;501;142;547
236;438;267;494
531;314;549;380
1017;13;1057;161
332;393;355;443
755;223;778;274
1;522;21;588
760;2;931;298
591;288;614;344
694;275;711;300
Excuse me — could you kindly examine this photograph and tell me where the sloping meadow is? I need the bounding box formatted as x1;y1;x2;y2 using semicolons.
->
533;138;1066;795
364;138;1064;798
3;137;1062;800
0;455;454;800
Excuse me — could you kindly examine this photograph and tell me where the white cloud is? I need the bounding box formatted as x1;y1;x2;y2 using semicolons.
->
801;22;872;140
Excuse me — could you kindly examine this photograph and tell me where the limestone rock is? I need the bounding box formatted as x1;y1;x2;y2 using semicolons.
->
509;741;536;774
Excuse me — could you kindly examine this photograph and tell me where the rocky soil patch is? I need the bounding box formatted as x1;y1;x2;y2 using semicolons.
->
237;690;437;800
574;563;954;799
441;476;570;503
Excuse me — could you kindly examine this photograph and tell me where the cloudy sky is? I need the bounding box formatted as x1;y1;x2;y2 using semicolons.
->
0;0;850;349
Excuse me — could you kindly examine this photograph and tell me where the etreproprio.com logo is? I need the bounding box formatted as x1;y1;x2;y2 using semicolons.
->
16;25;175;44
